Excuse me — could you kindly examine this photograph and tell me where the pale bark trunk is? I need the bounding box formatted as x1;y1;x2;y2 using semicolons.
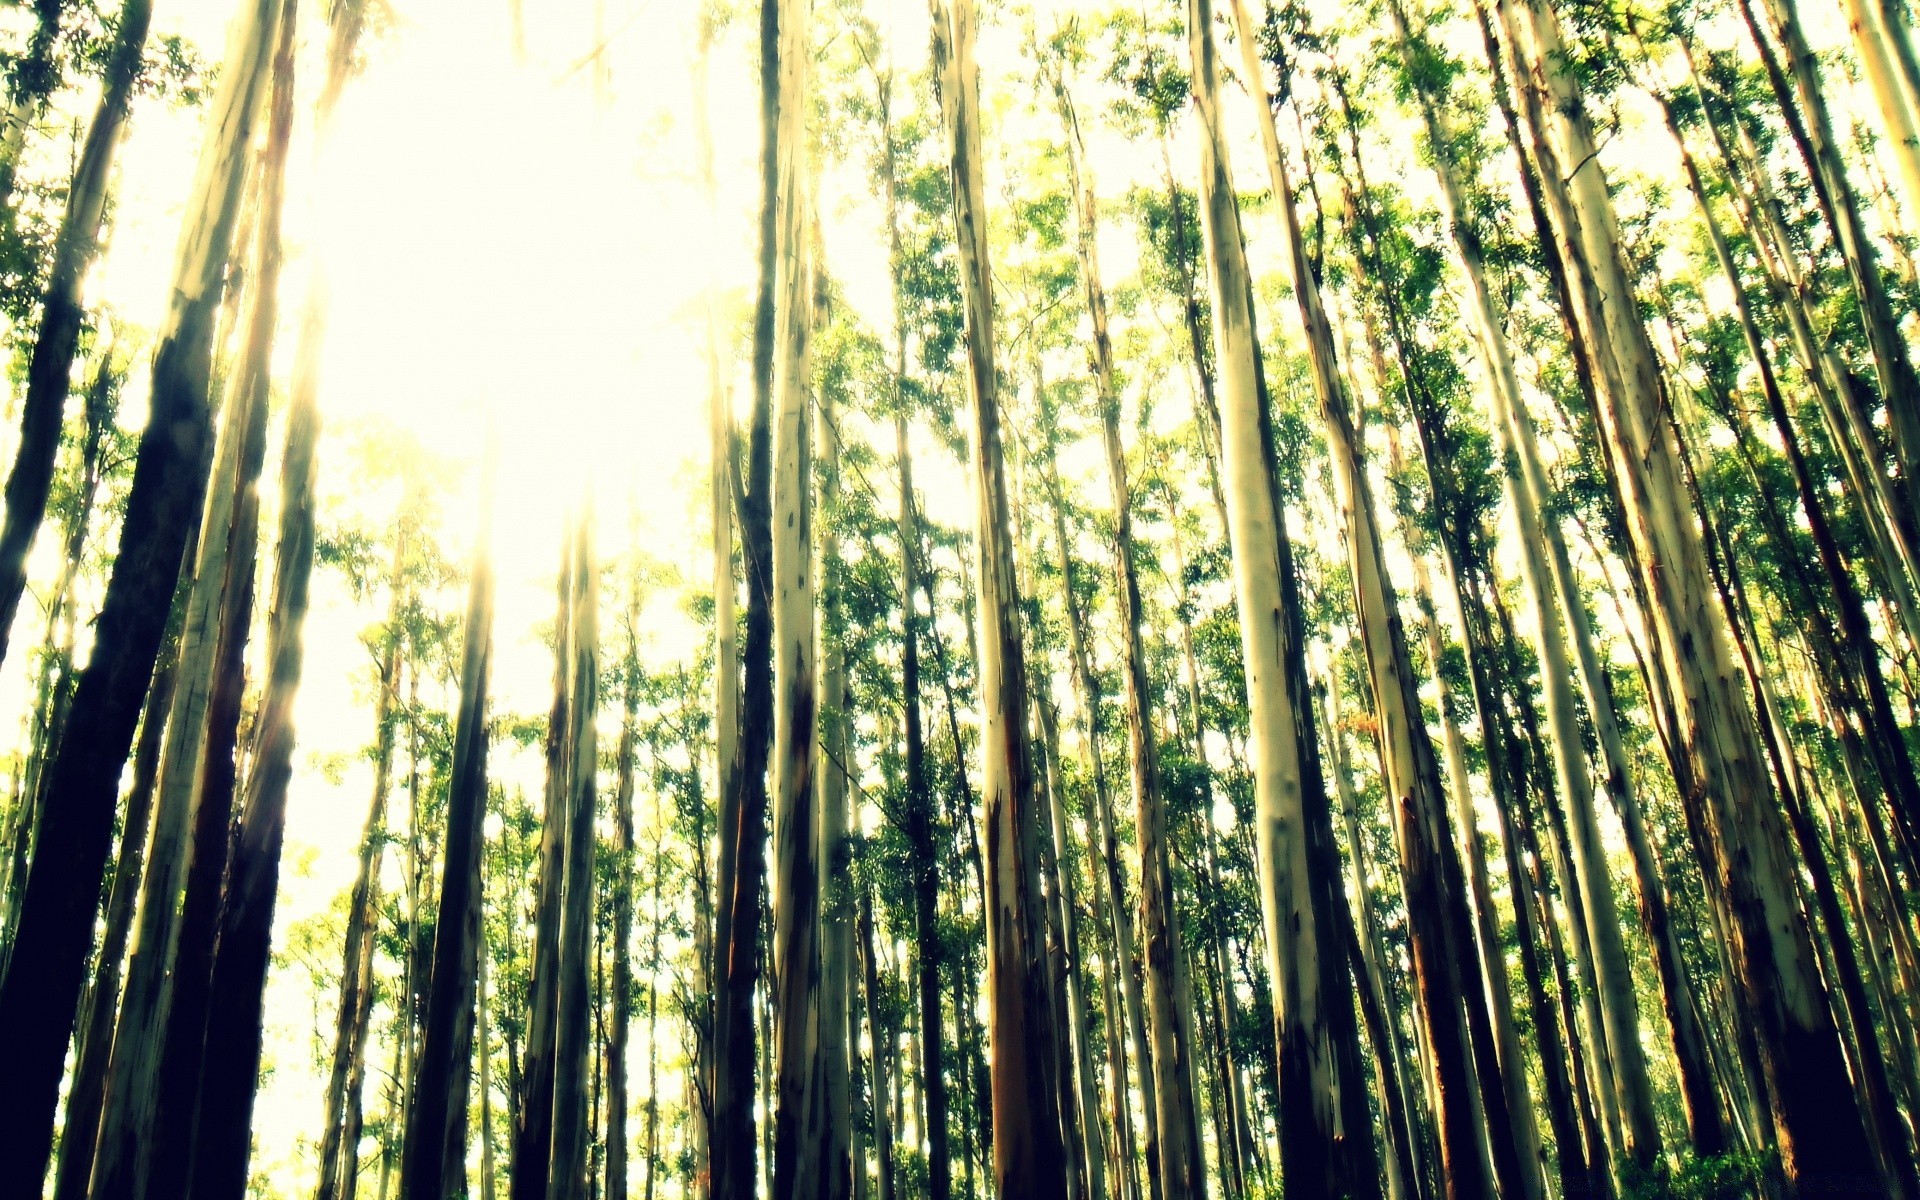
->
768;1;821;1191
1494;0;1880;1179
1186;4;1369;1194
927;3;1068;1195
1043;436;1158;1200
876;31;954;1187
1379;41;1665;1162
0;0;67;207
1220;4;1524;1195
149;11;306;1180
482;923;500;1200
1319;676;1424;1200
1035;691;1108;1200
48;4;283;1191
1740;0;1920;515
692;24;733;1193
817;315;854;1200
1842;0;1920;219
858;891;897;1200
1049;65;1208;1200
319;552;404;1200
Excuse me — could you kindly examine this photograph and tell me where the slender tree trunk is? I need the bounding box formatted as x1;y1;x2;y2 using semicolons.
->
0;0;280;1183
0;0;152;669
818;298;855;1200
482;907;500;1200
398;471;497;1200
859;891;897;1200
768;4;822;1191
607;612;639;1200
147;16;307;1187
1738;0;1920;527
319;547;406;1200
512;546;578;1200
0;0;68;207
876;33;954;1191
550;523;600;1200
1050;64;1208;1200
1187;5;1383;1195
711;1;780;1193
1492;0;1882;1182
1044;435;1159;1200
927;3;1068;1195
1319;678;1425;1200
692;22;734;1193
48;589;180;1200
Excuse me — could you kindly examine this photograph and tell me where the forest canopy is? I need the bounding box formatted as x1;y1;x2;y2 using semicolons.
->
0;0;1916;1197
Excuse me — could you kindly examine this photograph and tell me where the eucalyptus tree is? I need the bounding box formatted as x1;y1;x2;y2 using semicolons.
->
397;474;497;1200
927;1;1069;1195
0;0;152;670
88;2;305;1186
1045;38;1208;1200
1489;0;1881;1179
767;0;825;1194
1184;2;1384;1195
1384;0;1727;1159
0;0;284;1183
849;24;961;1184
711;1;782;1194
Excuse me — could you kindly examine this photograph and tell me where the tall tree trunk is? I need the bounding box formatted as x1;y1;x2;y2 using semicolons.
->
691;21;732;1195
0;0;280;1183
858;891;897;1200
1043;435;1157;1200
876;27;953;1188
1395;12;1726;1148
398;474;497;1200
1222;4;1529;1196
147;13;306;1186
319;540;406;1200
927;2;1068;1195
1186;4;1382;1195
48;583;181;1200
608;606;639;1200
1319;676;1427;1200
1493;0;1882;1181
818;297;855;1200
0;0;151;669
482;899;500;1200
1049;62;1209;1200
550;522;601;1200
181;33;335;1182
512;546;578;1200
768;2;822;1191
894;406;954;1200
711;0;780;1194
1737;0;1920;533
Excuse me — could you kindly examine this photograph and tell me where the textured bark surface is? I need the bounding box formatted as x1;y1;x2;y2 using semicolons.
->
1494;0;1880;1182
0;0;152;671
1186;4;1355;1195
0;0;280;1184
928;3;1068;1195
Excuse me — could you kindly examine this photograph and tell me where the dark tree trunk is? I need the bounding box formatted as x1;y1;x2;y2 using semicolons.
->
0;0;278;1183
